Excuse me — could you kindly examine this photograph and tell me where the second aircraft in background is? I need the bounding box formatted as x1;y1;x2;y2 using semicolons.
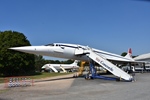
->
41;60;79;73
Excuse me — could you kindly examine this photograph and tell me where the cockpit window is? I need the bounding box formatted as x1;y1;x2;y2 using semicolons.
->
45;44;54;46
78;46;86;50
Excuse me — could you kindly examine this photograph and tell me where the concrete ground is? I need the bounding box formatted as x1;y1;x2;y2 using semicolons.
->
0;73;150;100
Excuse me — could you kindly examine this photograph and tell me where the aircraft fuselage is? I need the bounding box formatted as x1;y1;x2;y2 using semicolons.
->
10;43;132;62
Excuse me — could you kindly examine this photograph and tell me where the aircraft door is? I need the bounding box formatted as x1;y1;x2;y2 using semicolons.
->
74;45;84;55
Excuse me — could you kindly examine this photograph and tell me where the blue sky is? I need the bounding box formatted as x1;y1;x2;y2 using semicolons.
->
0;0;150;60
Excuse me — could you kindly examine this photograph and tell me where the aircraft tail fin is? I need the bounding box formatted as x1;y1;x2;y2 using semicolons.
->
71;60;78;66
124;48;134;60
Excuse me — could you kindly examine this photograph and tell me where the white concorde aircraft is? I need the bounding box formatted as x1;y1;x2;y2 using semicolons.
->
9;43;138;81
9;43;134;62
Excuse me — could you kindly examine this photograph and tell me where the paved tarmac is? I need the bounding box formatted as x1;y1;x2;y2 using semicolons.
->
0;73;150;100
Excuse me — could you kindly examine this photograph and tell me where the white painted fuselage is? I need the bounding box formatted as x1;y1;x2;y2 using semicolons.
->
9;43;134;62
42;60;79;70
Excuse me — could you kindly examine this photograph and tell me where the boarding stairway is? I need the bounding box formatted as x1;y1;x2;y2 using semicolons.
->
75;47;133;81
43;64;58;73
60;67;67;73
50;66;59;73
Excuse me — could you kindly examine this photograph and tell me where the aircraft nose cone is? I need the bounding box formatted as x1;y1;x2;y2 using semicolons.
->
9;46;40;52
9;46;51;56
10;46;36;51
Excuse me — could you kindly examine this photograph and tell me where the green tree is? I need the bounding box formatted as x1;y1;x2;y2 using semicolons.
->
34;55;45;72
61;59;73;64
121;52;127;57
0;30;35;76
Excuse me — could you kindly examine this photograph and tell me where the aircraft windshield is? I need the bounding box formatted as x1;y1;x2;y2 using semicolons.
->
45;43;54;46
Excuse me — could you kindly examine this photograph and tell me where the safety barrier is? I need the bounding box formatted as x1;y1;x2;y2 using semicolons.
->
4;76;34;88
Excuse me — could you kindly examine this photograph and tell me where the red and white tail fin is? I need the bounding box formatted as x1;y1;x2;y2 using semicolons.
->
128;48;132;57
124;48;134;60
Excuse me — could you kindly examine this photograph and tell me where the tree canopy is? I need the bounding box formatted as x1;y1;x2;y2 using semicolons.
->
0;31;35;76
121;52;127;57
